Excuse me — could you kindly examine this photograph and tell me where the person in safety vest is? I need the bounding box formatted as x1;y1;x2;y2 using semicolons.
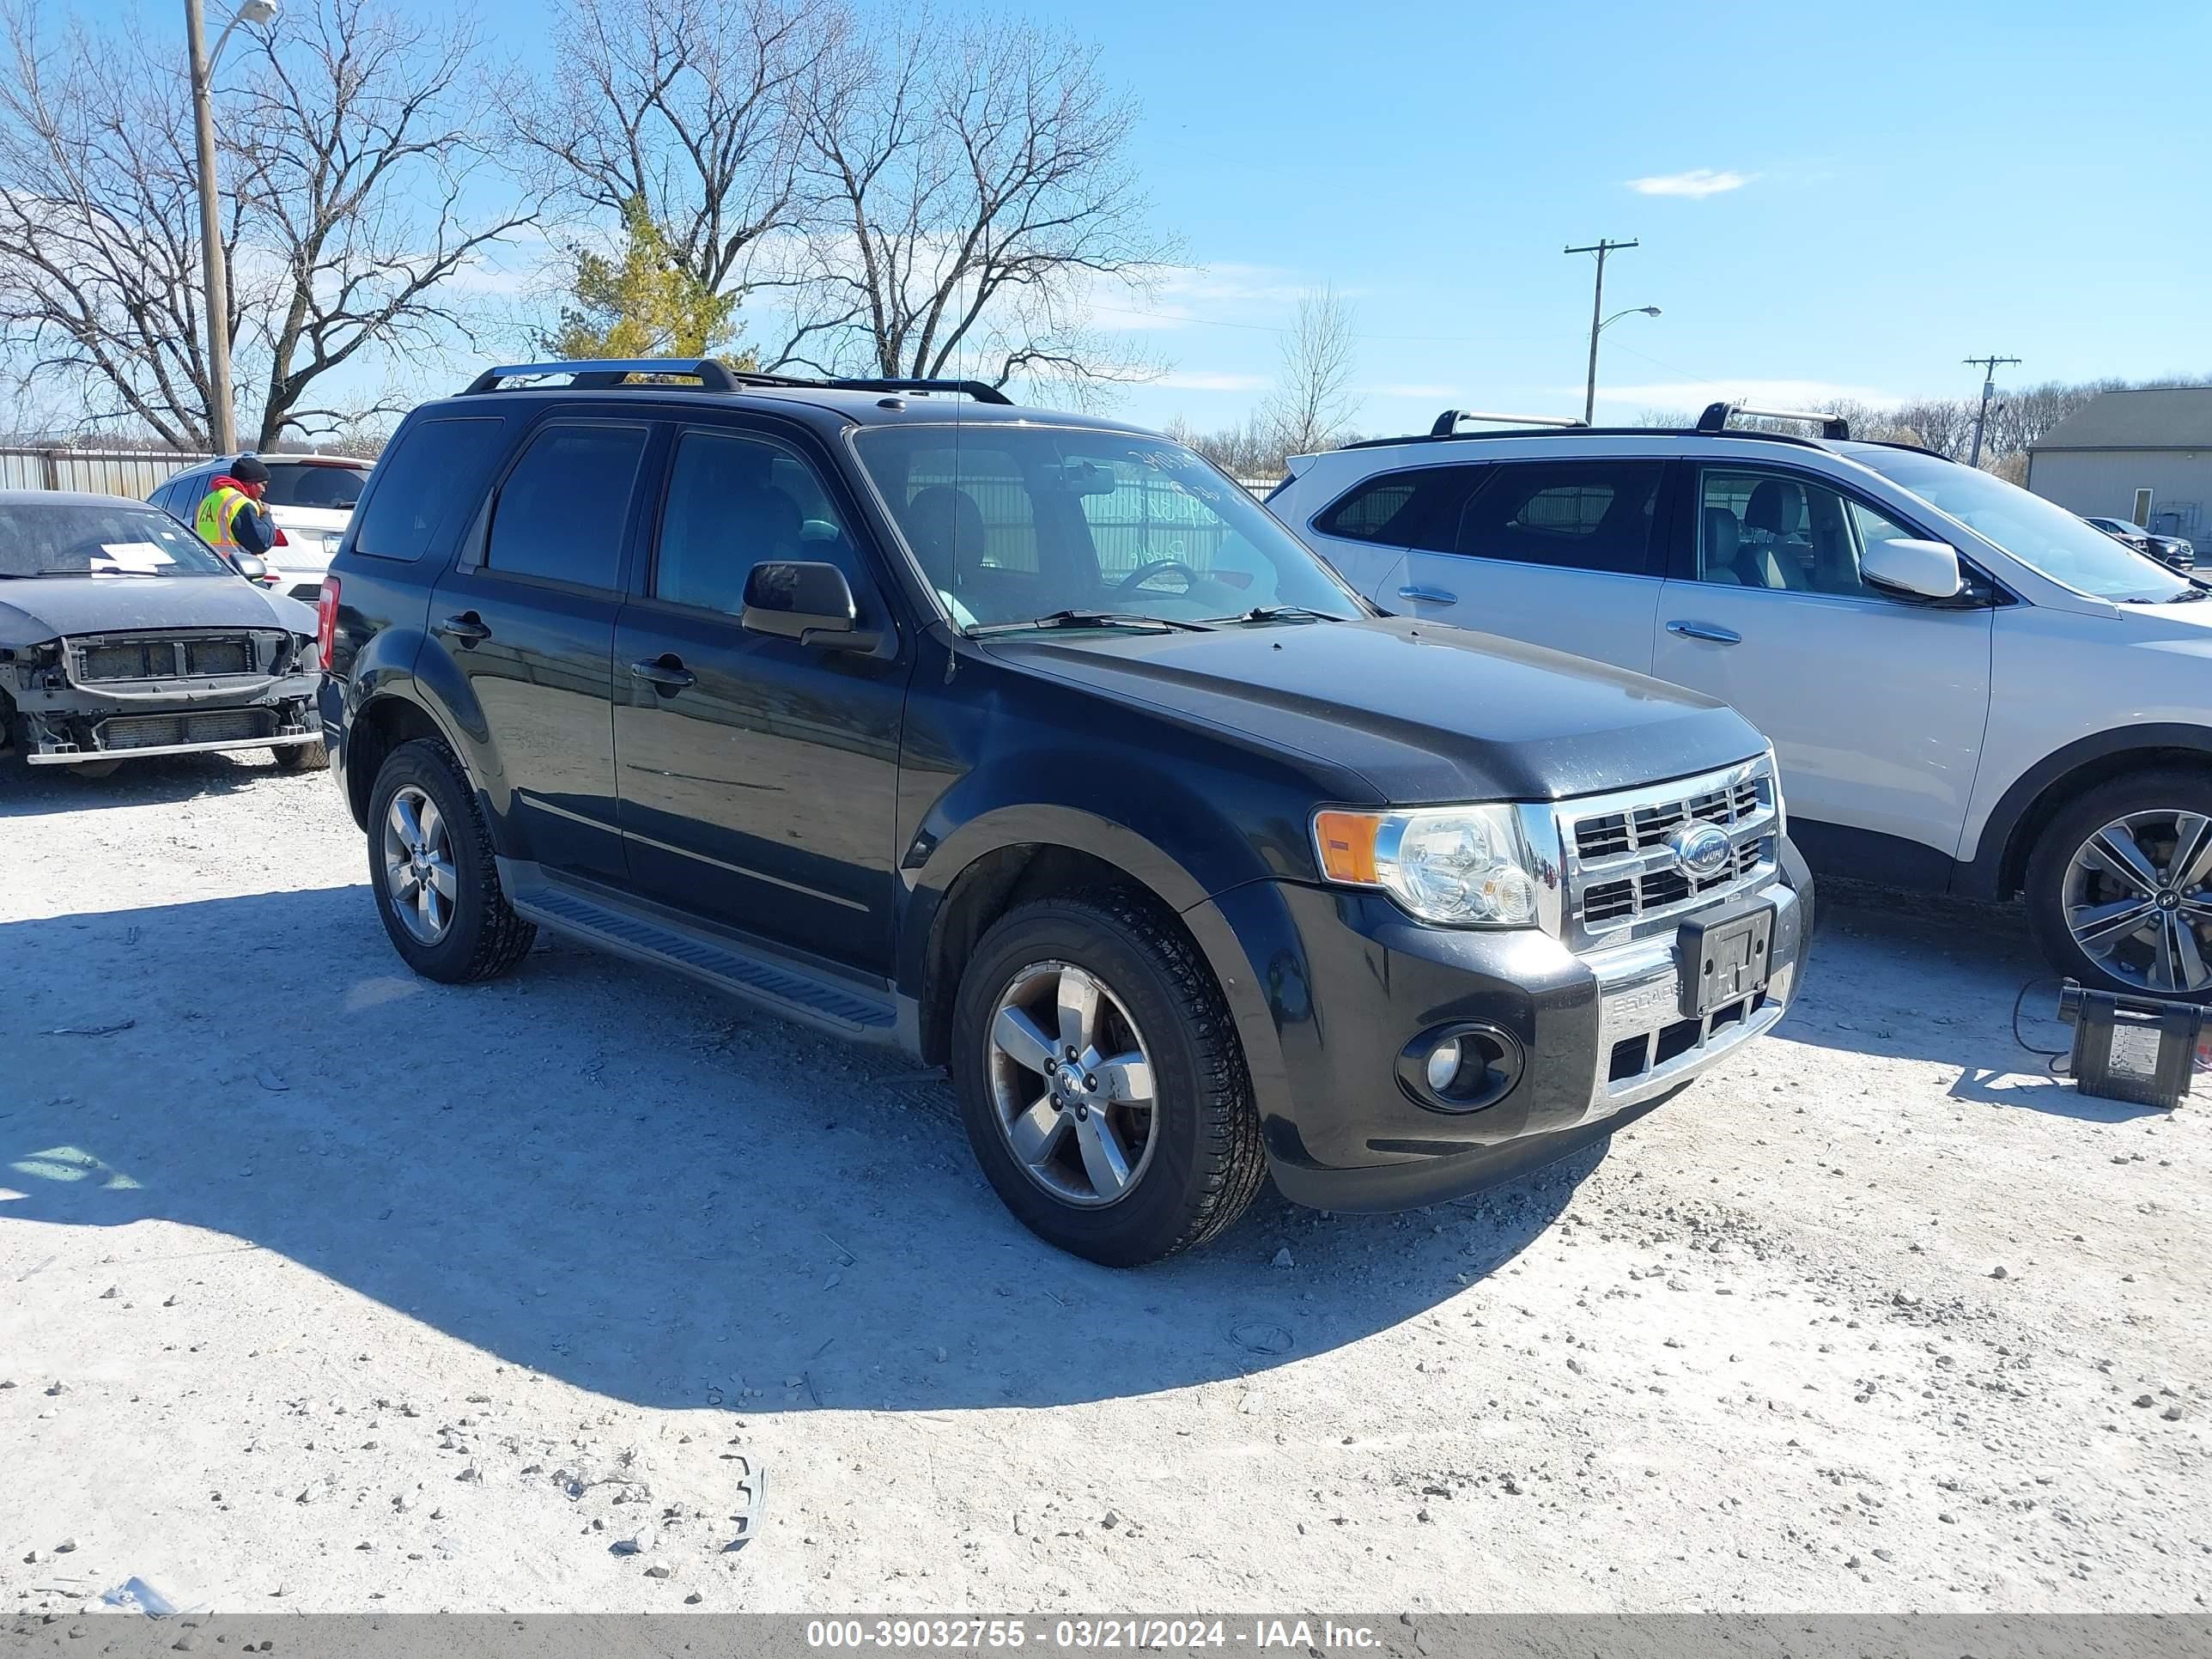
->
195;454;276;567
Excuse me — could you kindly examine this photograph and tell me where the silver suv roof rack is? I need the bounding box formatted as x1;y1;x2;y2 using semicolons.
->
1430;408;1587;436
1696;401;1851;441
460;358;1014;405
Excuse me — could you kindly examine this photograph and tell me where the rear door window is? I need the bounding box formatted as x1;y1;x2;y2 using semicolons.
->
1452;460;1664;574
352;416;508;564
484;423;649;591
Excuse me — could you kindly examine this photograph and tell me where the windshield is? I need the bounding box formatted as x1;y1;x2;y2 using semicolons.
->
0;501;235;579
853;426;1364;631
1855;450;2191;602
262;462;367;511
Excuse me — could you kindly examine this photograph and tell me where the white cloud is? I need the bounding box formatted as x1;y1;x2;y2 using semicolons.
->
1626;168;1752;198
1152;369;1271;392
1593;379;1899;410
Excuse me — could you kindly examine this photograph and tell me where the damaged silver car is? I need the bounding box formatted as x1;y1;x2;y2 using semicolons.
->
0;490;323;777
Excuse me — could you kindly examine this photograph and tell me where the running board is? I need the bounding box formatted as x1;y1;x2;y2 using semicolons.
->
501;862;900;1042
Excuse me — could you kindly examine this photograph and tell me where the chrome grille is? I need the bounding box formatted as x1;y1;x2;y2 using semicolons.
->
1574;776;1762;860
1558;757;1778;942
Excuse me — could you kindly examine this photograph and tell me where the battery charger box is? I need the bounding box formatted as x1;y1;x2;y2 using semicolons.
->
2057;981;2204;1110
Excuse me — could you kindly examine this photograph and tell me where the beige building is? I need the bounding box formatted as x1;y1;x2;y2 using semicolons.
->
2027;386;2212;554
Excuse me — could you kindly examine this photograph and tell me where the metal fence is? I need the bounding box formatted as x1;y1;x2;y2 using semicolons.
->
0;447;216;499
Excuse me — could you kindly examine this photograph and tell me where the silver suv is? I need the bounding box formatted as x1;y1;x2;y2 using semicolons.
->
1271;403;2212;999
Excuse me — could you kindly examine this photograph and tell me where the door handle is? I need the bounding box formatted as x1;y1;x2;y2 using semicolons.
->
629;655;696;691
1666;620;1742;645
1397;585;1458;605
436;611;491;645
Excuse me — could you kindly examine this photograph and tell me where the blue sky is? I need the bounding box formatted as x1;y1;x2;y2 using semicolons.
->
96;0;2212;437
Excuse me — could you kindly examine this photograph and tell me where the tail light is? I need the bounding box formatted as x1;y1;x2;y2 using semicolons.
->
272;525;290;546
316;575;340;671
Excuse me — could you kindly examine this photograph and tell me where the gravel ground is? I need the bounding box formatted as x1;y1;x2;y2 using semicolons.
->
2;754;2207;1617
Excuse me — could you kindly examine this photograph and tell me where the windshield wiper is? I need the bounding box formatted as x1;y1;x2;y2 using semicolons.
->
967;609;1215;636
1203;604;1340;624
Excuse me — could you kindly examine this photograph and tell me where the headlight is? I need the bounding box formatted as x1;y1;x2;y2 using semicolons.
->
1312;804;1539;927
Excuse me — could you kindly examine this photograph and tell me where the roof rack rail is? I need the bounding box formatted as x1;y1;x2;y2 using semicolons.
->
1430;408;1586;436
462;358;755;394
829;377;1013;405
1696;400;1850;441
459;358;1018;406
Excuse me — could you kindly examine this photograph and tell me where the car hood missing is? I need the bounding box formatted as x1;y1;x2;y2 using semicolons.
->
981;615;1765;804
0;574;311;643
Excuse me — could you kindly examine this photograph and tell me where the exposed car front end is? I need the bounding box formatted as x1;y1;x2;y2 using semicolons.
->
0;493;324;771
5;623;320;767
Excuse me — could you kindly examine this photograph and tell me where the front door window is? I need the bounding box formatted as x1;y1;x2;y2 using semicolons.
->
1697;468;1917;599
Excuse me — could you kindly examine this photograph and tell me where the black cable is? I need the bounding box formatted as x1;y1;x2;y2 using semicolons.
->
2012;976;2074;1079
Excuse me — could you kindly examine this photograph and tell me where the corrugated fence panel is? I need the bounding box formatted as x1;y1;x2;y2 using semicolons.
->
0;449;215;499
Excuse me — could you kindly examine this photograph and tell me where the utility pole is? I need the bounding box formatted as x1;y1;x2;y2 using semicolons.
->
1566;237;1638;425
186;0;238;456
1963;354;2020;470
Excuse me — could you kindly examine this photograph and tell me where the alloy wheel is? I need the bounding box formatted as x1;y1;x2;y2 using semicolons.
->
984;960;1159;1208
382;783;459;945
2062;809;2212;994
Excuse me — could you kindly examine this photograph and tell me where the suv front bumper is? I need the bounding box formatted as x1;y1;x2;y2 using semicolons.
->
1188;838;1813;1212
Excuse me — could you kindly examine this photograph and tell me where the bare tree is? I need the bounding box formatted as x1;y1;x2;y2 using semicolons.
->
228;0;537;446
0;0;529;447
509;0;826;307
1262;286;1360;456
776;11;1171;392
0;3;220;446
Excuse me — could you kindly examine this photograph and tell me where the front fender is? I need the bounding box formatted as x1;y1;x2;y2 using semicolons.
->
897;782;1297;1105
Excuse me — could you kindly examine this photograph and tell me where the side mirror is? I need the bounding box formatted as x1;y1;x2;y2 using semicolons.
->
741;561;866;647
1860;537;1966;601
232;554;269;582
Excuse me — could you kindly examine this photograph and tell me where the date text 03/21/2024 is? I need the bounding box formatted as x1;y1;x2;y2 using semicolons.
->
804;1620;1383;1650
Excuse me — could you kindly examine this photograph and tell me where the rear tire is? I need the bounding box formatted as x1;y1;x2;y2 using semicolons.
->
951;890;1265;1266
276;740;329;771
366;737;536;983
2025;768;2212;1000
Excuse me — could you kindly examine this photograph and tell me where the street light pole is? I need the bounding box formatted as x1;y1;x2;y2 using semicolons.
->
185;0;236;456
1566;238;1638;425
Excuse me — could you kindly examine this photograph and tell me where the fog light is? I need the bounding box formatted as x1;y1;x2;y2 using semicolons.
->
1398;1021;1524;1113
1424;1036;1465;1095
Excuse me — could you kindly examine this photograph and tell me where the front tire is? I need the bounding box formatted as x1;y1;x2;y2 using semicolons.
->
366;738;536;983
2025;768;2212;1000
951;892;1265;1266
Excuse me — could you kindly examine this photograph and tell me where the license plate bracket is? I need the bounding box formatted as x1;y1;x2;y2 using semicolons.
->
1678;900;1775;1019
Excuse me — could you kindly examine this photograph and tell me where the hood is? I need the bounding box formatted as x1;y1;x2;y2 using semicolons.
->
981;616;1765;804
0;574;310;643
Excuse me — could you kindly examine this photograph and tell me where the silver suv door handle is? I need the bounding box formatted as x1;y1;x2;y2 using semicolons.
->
1666;620;1741;645
1397;585;1457;605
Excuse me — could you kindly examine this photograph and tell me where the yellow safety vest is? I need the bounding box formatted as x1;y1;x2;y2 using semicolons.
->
196;484;254;548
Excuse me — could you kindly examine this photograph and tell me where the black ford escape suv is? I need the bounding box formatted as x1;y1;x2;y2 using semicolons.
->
319;359;1813;1264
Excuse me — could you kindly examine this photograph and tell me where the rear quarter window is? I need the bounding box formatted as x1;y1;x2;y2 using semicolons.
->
349;415;508;565
1313;465;1482;548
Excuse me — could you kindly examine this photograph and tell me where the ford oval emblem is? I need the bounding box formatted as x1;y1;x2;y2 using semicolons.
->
1669;821;1733;879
